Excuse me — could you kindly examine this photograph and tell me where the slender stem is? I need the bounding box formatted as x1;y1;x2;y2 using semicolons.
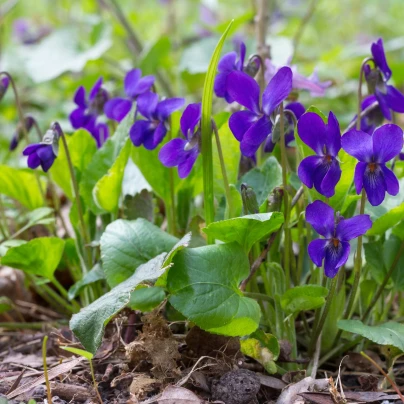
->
279;103;291;287
362;241;404;322
344;100;379;134
355;57;374;131
318;336;362;368
42;336;53;404
244;291;274;303
166;123;176;236
213;121;233;218
360;351;404;402
309;275;338;356
89;359;103;403
59;130;92;267
51;278;80;311
343;190;366;320
255;0;270;90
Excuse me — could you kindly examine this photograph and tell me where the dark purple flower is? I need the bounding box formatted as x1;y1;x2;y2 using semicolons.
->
297;111;342;197
159;103;201;178
104;69;155;122
265;59;332;97
70;77;109;148
214;42;246;103
10;116;35;151
227;67;293;157
264;101;305;153
356;95;384;134
306;200;372;278
22;125;61;173
129;92;184;150
364;38;404;121
0;77;9;101
342;124;403;206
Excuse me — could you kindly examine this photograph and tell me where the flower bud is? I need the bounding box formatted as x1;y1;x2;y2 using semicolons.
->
0;77;10;102
267;187;284;212
42;122;62;156
9;116;34;151
241;183;259;214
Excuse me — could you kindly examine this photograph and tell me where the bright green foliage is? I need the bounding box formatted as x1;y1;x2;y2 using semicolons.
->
280;285;328;314
338;320;404;352
1;237;65;280
0;166;45;210
167;242;261;335
68;264;105;300
61;346;94;360
129;286;166;312
100;218;179;287
203;212;284;253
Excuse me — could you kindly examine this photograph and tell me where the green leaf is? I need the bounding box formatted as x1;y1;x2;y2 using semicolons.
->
240;330;279;374
0;240;26;257
203;212;284;253
1;237;65;280
100;218;179;288
23;24;111;83
129;286;166;312
140;36;171;74
80;111;132;214
0;165;45;210
93;138;131;212
0;297;13;314
366;181;404;235
123;190;154;221
364;241;387;285
238;157;283;208
68;264;105;300
51;129;97;199
280;285;329;314
225;184;243;219
70;235;190;354
384;235;404;291
338;320;404;352
167;242;261;335
61;346;93;360
201;20;234;229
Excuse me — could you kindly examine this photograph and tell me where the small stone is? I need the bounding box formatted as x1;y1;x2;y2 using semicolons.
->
211;369;260;404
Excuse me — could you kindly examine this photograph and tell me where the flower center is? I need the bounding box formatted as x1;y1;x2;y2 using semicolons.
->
332;238;339;248
325;155;333;163
368;162;377;172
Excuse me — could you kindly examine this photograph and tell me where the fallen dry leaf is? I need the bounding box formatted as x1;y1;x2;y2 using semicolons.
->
157;386;204;403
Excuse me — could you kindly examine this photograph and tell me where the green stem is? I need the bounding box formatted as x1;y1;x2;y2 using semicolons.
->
89;359;103;403
362;241;404;322
356;57;374;131
309;275;338;356
166;124;177;236
59;129;92;268
279;103;291;287
213;120;233;218
51;278;81;311
42;336;53;403
343;190;366;320
0;197;9;239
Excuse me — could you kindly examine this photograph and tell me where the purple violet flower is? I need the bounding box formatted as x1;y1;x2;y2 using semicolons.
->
130;92;184;150
364;38;404;121
306;200;372;278
297;111;342;197
214;41;246;103
357;95;384;134
104;69;155;123
13;18;51;45
265;59;332;97
70;77;109;148
264;101;305;153
226;67;293;157
342;124;403;206
23;124;61;172
159;103;201;178
10;116;35;151
0;77;10;101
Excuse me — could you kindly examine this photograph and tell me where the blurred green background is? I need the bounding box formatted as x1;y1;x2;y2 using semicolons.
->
1;0;404;163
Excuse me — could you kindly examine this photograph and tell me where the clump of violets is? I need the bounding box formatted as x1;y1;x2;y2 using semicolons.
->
342;124;403;206
226;66;293;157
297;111;342;197
9;116;35;151
104;69;155;122
0;76;10;101
23;123;61;172
265;59;332;97
130;92;184;150
364;38;404;120
306;200;372;278
159;103;201;178
264;101;305;153
70;77;109;148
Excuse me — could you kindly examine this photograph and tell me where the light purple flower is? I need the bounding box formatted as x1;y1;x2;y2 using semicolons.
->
130;92;184;150
214;42;247;103
306;200;372;278
70;77;109;148
265;59;331;97
226;67;293;157
342;124;403;206
159;103;201;178
104;69;155;122
13;18;51;45
297;111;342;197
0;77;9;101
